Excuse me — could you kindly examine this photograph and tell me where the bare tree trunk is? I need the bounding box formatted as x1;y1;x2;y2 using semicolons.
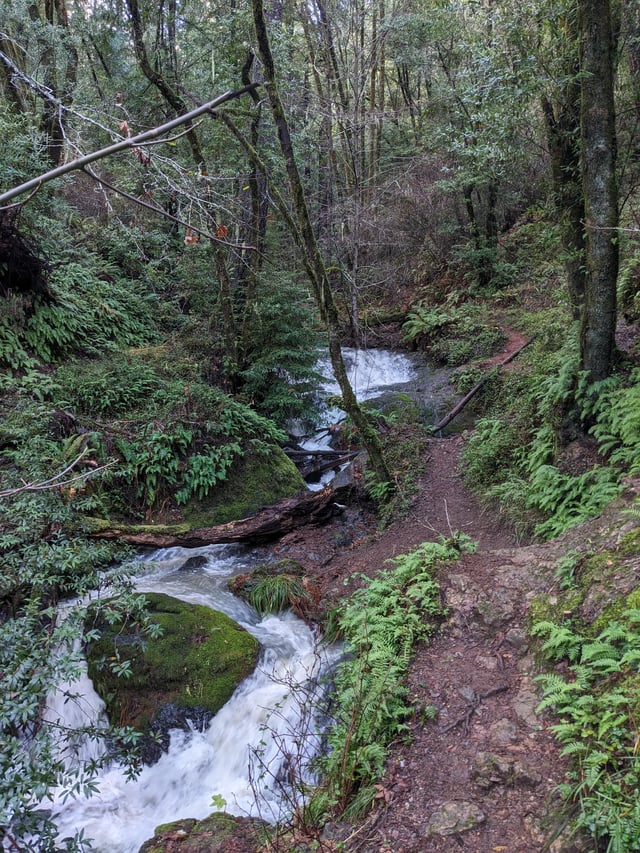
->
579;0;619;382
252;0;391;486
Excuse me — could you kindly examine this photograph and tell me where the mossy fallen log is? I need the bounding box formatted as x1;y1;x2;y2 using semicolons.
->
88;480;352;548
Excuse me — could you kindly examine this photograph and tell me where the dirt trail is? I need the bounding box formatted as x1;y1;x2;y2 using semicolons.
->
274;432;569;853
272;330;571;852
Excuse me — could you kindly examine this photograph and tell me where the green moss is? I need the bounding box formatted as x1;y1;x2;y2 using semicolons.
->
83;517;192;536
139;813;264;852
617;526;640;559
181;445;305;527
592;585;640;635
87;593;260;731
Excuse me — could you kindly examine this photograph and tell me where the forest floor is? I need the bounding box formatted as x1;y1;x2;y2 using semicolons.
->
269;329;577;853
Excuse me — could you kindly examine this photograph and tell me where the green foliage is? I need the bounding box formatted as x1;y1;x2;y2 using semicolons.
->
459;328;640;539
533;613;640;852
51;361;289;515
0;397;157;848
402;299;506;367
462;417;521;488
0;257;158;371
248;575;310;615
588;369;640;474
525;464;620;539
55;357;160;417
313;536;476;819
238;272;321;425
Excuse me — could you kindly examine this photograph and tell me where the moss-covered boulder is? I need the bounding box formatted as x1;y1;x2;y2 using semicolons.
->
87;593;260;751
181;446;306;527
138;813;265;853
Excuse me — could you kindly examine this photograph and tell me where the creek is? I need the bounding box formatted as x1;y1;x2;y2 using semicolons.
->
47;348;449;852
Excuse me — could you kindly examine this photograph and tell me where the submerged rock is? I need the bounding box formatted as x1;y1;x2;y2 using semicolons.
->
87;593;260;756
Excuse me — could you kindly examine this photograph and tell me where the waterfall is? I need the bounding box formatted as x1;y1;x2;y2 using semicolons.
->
49;545;341;853
48;349;421;851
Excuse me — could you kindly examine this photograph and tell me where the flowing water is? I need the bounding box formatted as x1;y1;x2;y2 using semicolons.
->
49;545;341;852
47;349;438;851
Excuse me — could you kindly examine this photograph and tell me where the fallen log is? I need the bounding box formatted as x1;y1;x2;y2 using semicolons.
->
89;480;353;549
432;336;535;432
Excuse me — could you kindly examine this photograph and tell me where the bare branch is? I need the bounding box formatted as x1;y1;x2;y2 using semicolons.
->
81;167;256;251
0;84;260;207
0;450;116;499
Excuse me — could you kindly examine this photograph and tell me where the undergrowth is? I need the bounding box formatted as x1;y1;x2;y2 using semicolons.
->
533;613;640;852
461;330;640;540
309;535;476;822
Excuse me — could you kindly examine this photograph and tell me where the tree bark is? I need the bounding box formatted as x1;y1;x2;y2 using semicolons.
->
579;0;619;382
542;83;586;318
252;0;392;486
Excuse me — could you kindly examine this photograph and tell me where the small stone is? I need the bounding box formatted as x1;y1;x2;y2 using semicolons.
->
427;801;486;836
512;682;540;727
489;718;519;744
504;627;528;651
475;654;499;670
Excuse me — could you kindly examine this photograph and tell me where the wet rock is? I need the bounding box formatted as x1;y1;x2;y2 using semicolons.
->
142;704;214;764
179;555;209;571
473;752;542;789
427;801;486;836
475;653;500;670
458;685;476;701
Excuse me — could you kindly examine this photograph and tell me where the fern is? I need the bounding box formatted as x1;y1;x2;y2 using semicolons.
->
534;613;640;852
314;536;472;817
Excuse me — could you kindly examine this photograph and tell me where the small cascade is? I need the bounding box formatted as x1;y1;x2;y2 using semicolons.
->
47;348;430;851
42;651;108;769
316;347;418;403
49;545;341;853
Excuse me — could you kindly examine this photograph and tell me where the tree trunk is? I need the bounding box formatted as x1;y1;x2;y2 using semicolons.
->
542;85;586;319
579;0;619;382
252;0;391;486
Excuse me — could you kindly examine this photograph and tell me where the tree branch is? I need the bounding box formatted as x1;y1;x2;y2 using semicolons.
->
0;84;260;207
0;452;116;499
